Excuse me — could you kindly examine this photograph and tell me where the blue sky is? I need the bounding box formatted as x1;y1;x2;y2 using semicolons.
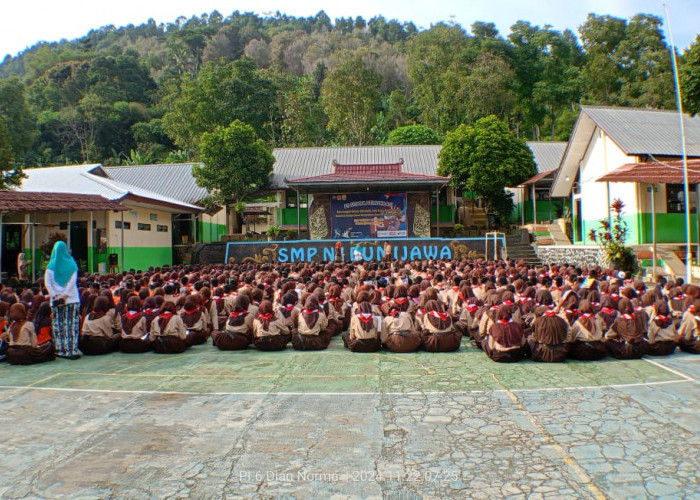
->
2;0;697;59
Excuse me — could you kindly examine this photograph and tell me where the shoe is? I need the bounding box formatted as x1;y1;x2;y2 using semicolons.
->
68;354;82;360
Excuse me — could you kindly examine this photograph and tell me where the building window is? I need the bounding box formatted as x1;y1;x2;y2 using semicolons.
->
157;225;169;232
137;223;151;231
285;190;308;208
129;210;138;219
115;221;131;230
150;213;158;221
666;184;697;214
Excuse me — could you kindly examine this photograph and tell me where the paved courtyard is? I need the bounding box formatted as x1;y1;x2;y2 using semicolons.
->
0;339;698;499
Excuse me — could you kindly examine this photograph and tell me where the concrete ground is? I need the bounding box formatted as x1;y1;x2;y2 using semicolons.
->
0;339;698;499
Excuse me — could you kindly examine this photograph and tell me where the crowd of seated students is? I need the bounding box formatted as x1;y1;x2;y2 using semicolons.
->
1;257;699;365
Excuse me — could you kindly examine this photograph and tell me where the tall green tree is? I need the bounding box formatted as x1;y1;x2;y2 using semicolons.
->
320;56;381;145
386;125;440;145
438;116;536;226
195;120;275;212
0;117;24;189
681;36;700;115
162;58;277;155
0;77;37;164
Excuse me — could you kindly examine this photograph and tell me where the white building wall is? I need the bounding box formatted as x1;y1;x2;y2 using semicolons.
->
107;205;172;249
579;128;640;220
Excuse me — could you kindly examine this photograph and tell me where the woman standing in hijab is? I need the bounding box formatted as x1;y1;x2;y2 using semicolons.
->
44;241;81;359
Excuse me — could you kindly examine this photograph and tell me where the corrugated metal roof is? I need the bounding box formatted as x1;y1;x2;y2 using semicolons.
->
581;106;700;156
0;191;127;213
18;165;201;212
104;163;208;205
525;142;567;173
597;159;700;184
522;169;557;186
271;146;442;189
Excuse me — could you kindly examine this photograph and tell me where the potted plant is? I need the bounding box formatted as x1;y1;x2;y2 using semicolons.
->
285;229;298;240
267;225;282;241
454;223;465;237
588;199;638;275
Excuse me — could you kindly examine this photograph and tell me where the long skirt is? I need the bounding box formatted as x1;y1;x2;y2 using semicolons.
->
291;332;330;350
119;336;152;353
470;329;485;349
604;339;647;359
186;328;209;347
528;338;569;362
481;339;527;363
212;330;250;350
646;340;677;356
383;331;422;353
679;337;700;354
422;331;463;352
152;335;187;354
568;341;607;361
327;319;343;337
79;335;120;356
253;334;290;351
342;333;382;352
52;303;81;357
7;343;55;365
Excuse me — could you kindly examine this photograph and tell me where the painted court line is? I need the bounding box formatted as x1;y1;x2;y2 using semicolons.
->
643;357;695;381
0;377;693;397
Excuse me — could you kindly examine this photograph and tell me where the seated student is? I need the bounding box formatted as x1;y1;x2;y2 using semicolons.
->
212;295;253;350
212;287;228;332
181;296;209;347
381;292;422;353
678;298;700;354
277;291;299;336
252;300;290;351
142;296;160;333
595;294;618;334
567;299;606;360
556;290;580;326
33;301;53;345
482;305;528;363
327;285;350;335
342;301;382;352
1;303;55;365
0;301;8;361
603;297;647;359
646;300;678;356
150;301;188;354
474;292;500;349
292;296;330;351
80;296;121;355
420;299;463;352
455;297;482;339
529;302;570;362
119;296;151;353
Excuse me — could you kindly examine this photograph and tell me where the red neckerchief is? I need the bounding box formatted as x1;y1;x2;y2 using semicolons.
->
622;313;636;320
358;312;373;323
579;313;594;319
159;312;173;319
429;310;449;321
688;305;696;313
452;286;460;291
394;297;408;305
565;309;578;316
144;308;156;315
318;299;327;306
388;308;399;317
458;292;466;301
544;310;557;317
655;315;669;322
329;297;343;303
283;304;295;311
611;294;619;301
229;310;247;318
184;308;198;315
258;313;273;320
213;296;223;302
466;304;479;313
498;319;510;325
601;307;616;315
252;300;260;306
125;311;141;320
503;300;514;306
303;308;318;315
417;308;425;315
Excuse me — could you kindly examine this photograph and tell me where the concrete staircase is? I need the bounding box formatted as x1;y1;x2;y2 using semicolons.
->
506;236;542;266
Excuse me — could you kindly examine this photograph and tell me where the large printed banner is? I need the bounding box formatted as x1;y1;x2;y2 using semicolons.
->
330;192;407;239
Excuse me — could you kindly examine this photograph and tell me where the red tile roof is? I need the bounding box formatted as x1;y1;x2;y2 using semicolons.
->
521;168;557;186
287;161;448;185
597;159;700;184
0;191;127;213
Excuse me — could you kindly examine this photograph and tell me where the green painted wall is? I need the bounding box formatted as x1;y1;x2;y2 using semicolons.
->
106;246;172;272
513;199;570;224
576;213;698;245
199;221;226;243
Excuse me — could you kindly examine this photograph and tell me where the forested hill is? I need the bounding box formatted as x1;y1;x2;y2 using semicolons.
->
0;10;698;168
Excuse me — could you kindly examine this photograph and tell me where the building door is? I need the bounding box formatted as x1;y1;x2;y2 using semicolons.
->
574;199;583;243
70;221;88;272
1;225;22;280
